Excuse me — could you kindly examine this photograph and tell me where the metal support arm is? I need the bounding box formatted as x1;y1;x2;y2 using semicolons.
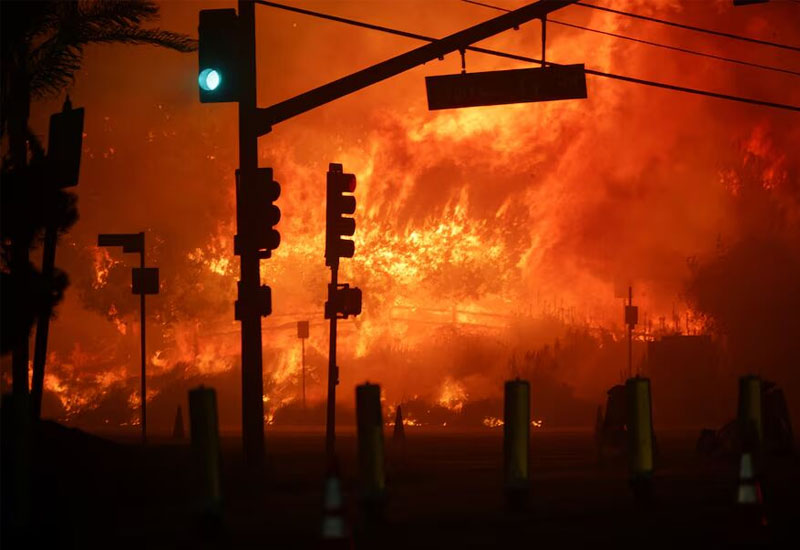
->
255;0;578;132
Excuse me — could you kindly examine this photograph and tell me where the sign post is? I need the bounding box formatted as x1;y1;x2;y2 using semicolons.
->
98;232;159;443
297;321;309;409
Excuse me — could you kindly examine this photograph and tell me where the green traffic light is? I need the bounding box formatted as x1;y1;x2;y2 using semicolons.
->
198;68;221;91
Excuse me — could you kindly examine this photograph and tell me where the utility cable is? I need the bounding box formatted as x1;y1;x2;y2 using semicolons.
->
463;0;800;77
574;0;800;53
253;0;800;113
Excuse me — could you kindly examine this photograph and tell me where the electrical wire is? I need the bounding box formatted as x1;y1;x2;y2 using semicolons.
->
253;0;800;113
574;1;800;53
463;0;800;77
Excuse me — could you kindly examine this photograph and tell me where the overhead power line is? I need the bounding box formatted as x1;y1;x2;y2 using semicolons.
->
463;0;800;77
253;0;800;113
575;1;800;53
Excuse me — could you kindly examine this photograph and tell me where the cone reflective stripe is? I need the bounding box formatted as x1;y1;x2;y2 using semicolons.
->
625;377;654;477
737;453;759;505
504;379;530;490
356;383;385;502
736;451;767;527
189;386;222;510
738;375;763;446
321;470;347;541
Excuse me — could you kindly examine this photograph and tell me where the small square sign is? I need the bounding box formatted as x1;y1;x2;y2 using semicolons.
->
297;320;309;339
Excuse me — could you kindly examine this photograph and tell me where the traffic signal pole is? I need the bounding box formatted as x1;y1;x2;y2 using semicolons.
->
237;0;266;466
31;225;57;418
326;261;339;462
323;164;361;462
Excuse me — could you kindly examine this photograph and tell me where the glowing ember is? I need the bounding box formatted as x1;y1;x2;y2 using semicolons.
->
482;416;503;428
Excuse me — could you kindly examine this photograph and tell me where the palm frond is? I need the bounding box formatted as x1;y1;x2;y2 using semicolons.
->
27;0;196;99
83;27;197;53
29;45;83;98
77;0;160;28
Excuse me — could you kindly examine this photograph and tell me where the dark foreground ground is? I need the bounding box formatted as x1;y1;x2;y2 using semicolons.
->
3;423;799;548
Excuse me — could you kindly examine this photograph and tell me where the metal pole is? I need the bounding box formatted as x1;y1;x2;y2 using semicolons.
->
31;223;57;418
326;264;338;462
140;244;147;444
256;0;579;130
238;0;265;465
628;286;633;379
302;337;306;410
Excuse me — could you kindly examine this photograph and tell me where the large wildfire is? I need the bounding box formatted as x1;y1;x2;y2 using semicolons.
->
5;1;799;432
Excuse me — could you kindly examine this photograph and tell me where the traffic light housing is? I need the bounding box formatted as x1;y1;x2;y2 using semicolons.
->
234;168;281;258
198;9;241;103
235;283;272;320
325;163;357;266
47;98;84;188
325;284;362;320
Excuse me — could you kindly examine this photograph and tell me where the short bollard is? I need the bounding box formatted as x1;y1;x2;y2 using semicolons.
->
626;376;654;502
504;378;530;506
738;375;762;448
189;386;222;517
356;383;386;513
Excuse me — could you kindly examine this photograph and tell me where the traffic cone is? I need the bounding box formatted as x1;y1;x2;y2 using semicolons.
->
393;405;405;442
173;405;185;440
321;459;352;549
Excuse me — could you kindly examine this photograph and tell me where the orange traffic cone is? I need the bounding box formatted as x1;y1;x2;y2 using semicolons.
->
321;459;352;549
736;451;767;527
393;405;405;442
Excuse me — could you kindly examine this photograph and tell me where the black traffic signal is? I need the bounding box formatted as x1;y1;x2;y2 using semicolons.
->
325;163;357;266
234;168;281;258
325;284;362;320
235;282;272;320
198;9;240;103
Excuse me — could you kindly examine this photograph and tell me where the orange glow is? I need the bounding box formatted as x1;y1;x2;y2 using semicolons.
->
23;0;800;430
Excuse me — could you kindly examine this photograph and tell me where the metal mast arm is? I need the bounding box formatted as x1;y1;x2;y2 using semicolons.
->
255;0;578;132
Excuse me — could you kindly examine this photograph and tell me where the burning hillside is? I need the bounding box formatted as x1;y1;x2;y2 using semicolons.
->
5;0;799;431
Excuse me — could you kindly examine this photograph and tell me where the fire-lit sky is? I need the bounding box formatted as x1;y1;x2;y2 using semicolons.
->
9;0;800;431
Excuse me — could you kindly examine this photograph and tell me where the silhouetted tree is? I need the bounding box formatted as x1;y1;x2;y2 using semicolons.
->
0;1;196;398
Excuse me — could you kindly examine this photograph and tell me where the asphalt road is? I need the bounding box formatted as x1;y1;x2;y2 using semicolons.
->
6;425;799;548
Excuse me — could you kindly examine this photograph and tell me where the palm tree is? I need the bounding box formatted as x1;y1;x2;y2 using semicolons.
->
0;1;196;409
